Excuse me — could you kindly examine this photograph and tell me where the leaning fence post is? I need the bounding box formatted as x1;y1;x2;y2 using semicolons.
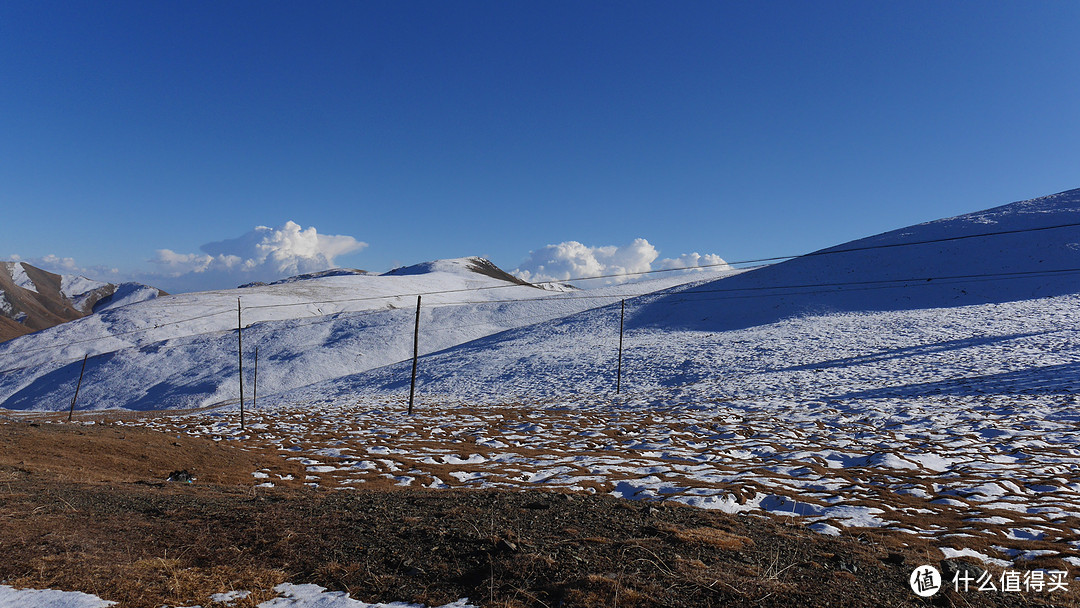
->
408;295;421;415
68;353;88;422
253;346;258;410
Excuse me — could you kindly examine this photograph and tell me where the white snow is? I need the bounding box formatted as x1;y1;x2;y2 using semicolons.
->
940;547;1013;568
90;283;160;312
8;262;37;293
59;275;110;311
209;590;250;604
0;256;733;411
258;584;475;608
0;585;115;607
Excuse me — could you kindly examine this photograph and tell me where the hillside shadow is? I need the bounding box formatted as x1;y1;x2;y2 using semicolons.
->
767;331;1051;375
0;352;115;411
627;219;1080;335
825;361;1080;401
0;348;224;412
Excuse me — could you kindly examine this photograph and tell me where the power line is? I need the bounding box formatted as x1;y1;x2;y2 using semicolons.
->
230;219;1080;311
0;307;235;360
664;267;1080;299
3;264;1077;377
1;218;1078;367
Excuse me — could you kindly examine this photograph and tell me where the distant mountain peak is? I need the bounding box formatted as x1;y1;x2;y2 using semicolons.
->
383;257;537;287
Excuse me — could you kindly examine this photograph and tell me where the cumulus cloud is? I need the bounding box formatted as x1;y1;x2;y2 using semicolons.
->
657;252;730;271
513;238;730;284
150;250;242;276
8;222;368;294
513;239;658;284
150;221;367;290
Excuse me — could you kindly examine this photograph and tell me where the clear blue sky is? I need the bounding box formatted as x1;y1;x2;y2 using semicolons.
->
2;1;1078;291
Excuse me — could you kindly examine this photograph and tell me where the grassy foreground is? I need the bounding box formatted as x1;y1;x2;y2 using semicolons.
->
0;418;1071;607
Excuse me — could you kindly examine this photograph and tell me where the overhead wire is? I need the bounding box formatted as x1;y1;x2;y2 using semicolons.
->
0;219;1078;369
228;218;1080;312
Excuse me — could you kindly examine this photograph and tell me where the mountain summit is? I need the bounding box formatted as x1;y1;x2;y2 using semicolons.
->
383;256;535;287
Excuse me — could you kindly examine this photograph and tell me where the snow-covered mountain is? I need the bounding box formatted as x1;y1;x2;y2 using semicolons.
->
2;188;1079;414
0;256;731;411
272;187;1080;403
0;262;165;342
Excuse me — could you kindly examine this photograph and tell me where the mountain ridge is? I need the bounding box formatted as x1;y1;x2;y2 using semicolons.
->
0;262;166;343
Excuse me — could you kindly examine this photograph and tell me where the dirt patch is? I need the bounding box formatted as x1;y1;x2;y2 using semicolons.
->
0;418;301;486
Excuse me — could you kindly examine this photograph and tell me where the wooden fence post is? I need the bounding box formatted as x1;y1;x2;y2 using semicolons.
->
617;299;625;394
238;297;245;430
409;295;421;415
68;353;88;422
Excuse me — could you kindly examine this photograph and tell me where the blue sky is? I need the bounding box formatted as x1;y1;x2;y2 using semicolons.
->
2;1;1078;292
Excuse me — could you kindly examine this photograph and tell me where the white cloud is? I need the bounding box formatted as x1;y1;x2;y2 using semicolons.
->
657;252;730;272
8;222;367;294
513;238;729;284
150;250;242;276
195;221;366;275
149;221;367;290
513;238;658;284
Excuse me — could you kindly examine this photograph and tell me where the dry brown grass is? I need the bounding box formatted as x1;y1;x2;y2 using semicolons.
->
656;522;755;550
9;558;287;608
0;418;302;487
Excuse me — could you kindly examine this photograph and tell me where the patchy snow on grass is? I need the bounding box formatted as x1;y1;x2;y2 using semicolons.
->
257;583;475;608
941;547;1013;568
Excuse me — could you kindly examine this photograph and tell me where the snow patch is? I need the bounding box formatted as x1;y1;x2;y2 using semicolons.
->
257;583;476;608
0;584;116;607
9;262;38;293
940;547;1013;567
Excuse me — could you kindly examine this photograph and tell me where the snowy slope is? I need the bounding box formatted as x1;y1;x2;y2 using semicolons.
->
91;282;165;312
0;257;733;411
631;187;1080;332
4;188;1078;414
8;261;38;293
